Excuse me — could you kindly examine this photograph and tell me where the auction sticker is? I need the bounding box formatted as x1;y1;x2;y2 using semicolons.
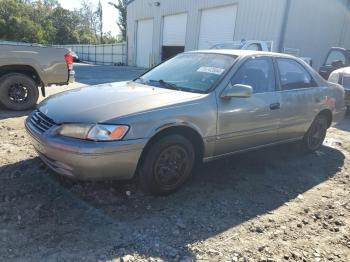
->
197;66;225;75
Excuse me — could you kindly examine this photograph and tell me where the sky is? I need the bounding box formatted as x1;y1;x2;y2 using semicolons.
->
58;0;121;36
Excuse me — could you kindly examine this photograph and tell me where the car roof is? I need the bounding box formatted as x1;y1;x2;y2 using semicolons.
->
187;49;296;59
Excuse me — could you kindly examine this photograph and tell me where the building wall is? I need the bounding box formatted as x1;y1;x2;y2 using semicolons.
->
127;0;286;66
283;0;350;69
127;0;350;69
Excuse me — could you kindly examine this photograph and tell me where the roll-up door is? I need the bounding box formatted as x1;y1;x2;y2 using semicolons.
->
198;5;237;50
162;13;187;61
136;19;154;68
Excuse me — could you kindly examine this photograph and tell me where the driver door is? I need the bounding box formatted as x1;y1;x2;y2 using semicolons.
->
319;49;348;79
215;56;281;156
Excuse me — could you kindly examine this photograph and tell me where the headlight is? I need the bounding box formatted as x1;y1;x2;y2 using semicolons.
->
328;72;339;84
58;124;129;141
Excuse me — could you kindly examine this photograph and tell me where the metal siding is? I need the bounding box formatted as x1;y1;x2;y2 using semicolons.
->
283;0;350;69
339;0;350;49
127;0;285;66
128;0;350;68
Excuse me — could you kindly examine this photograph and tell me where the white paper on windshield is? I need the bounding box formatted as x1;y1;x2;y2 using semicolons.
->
197;66;225;75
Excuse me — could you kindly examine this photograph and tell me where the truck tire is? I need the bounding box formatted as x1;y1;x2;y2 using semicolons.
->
138;135;195;195
0;73;39;111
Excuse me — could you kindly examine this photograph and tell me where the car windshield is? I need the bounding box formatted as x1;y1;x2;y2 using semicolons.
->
135;53;237;93
211;43;243;49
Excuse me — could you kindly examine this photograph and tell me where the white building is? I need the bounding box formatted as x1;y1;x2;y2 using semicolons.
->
127;0;350;69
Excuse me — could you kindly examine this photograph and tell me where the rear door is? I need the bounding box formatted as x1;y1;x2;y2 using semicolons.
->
276;58;323;141
215;56;280;155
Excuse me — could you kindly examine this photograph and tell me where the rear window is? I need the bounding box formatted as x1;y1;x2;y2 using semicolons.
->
325;50;347;66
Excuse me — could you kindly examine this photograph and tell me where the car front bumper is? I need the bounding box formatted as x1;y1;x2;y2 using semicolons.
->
25;119;147;181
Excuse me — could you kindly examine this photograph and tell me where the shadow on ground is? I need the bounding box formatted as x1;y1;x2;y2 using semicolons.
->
0;142;345;261
0;109;32;120
334;109;350;132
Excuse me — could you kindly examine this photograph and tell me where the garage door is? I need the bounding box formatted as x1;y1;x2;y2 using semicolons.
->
198;5;237;50
162;13;188;61
136;19;153;68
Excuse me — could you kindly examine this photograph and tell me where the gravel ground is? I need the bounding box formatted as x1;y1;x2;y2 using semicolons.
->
0;69;349;261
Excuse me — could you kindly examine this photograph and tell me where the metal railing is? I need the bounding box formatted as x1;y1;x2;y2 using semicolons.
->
55;43;127;66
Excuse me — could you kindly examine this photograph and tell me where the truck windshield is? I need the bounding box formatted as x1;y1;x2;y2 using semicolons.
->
135;53;237;93
211;43;242;49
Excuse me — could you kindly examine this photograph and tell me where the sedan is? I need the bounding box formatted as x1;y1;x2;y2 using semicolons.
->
25;50;346;195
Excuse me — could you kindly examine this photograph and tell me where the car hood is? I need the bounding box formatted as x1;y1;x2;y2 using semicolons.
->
332;66;350;75
38;81;206;124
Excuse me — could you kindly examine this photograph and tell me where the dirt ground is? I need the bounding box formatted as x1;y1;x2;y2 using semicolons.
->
0;82;349;262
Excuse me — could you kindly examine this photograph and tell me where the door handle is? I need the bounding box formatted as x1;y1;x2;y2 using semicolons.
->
270;103;281;110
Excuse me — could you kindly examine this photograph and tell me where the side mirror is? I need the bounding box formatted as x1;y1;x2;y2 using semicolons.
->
221;84;253;99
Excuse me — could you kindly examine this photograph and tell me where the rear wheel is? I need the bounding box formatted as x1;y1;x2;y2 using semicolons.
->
302;114;328;152
0;73;39;111
138;135;195;195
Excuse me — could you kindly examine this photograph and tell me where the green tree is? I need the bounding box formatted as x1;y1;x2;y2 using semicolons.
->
108;0;127;41
96;0;103;44
0;0;98;44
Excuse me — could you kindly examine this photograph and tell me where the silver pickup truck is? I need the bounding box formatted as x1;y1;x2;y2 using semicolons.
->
0;43;75;110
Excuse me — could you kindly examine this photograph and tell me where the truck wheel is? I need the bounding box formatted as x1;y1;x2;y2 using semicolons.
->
302;114;328;152
0;73;39;111
138;135;195;195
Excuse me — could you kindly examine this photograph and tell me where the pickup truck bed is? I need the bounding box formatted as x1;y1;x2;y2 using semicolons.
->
0;44;74;110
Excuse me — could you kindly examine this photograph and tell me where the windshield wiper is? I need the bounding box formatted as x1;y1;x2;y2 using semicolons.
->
148;79;182;91
134;77;145;84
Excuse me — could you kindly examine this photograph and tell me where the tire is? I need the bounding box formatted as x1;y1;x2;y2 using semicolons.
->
302;114;328;152
138;135;195;195
0;73;39;111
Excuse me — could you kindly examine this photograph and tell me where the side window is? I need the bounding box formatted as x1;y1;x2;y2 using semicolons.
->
231;57;276;93
325;51;346;66
342;75;350;89
277;58;316;90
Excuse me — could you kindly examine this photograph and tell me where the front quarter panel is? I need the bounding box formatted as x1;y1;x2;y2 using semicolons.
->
114;93;218;157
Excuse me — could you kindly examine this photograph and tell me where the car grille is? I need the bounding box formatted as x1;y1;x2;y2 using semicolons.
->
29;110;56;133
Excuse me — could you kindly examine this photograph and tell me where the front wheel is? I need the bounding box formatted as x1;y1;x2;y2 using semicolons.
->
302;114;328;152
138;135;195;195
0;73;39;111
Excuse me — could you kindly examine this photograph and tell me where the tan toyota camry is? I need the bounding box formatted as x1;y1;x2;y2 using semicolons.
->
25;50;346;195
